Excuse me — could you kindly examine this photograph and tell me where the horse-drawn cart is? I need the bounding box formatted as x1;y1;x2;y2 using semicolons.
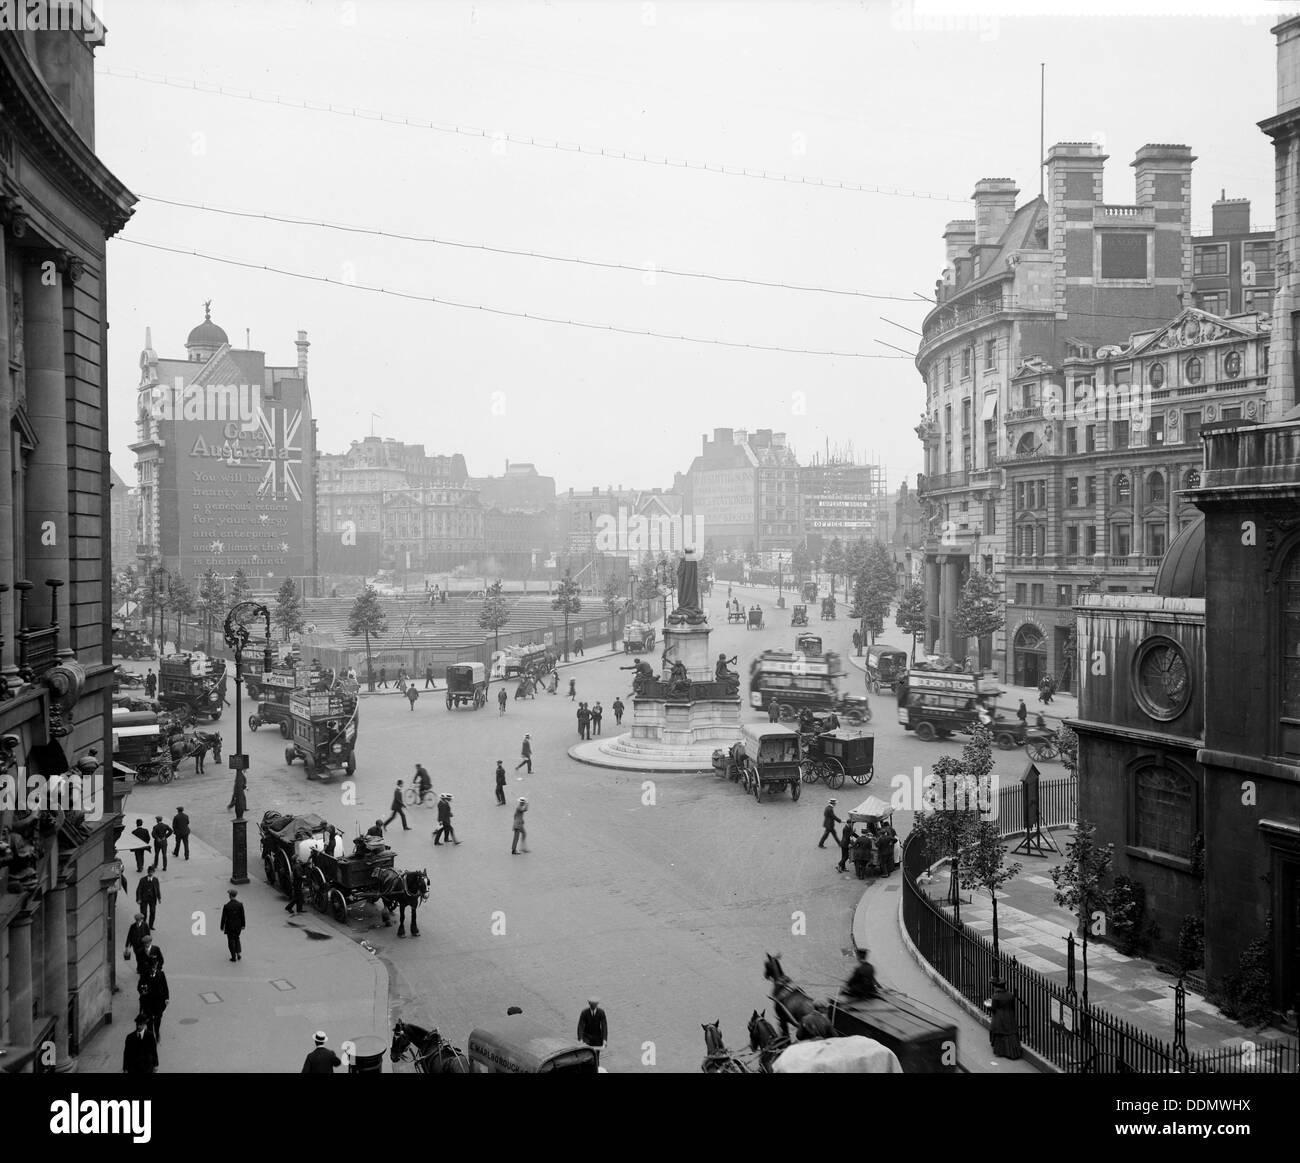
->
727;603;746;624
309;846;399;922
801;729;874;790
623;622;657;653
746;607;765;630
111;709;173;785
790;604;808;627
820;596;837;621
712;722;802;803
445;662;488;710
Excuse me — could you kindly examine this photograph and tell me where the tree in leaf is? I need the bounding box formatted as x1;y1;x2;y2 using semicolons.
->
229;568;253;607
274;577;306;641
170;574;196;647
111;567;142;620
602;577;627;650
634;557;660;606
1054;722;1079;779
895;580;929;662
790;542;812;586
347;585;388;691
951;566;1004;668
960;821;1022;960
551;570;583;662
195;569;225;654
478;579;511;655
821;538;847;602
1050;820;1114;939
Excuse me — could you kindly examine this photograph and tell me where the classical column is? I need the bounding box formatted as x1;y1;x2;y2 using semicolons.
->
942;559;962;658
22;258;70;633
924;557;940;654
0;236;15;684
9;912;35;1062
1131;467;1141;558
1167;471;1177;542
41;880;72;1070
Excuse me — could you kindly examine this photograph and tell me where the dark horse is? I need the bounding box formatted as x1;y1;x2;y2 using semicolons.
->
747;1009;787;1073
763;953;819;1041
373;867;429;937
389;1020;468;1073
169;731;222;774
700;1020;750;1073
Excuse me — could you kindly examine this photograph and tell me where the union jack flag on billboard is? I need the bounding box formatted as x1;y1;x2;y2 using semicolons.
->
253;404;303;501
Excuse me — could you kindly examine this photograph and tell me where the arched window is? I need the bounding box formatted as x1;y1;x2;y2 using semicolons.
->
1186;357;1202;384
1149;363;1165;389
1115;473;1131;502
1132;761;1197;859
1148;471;1165;504
1016;432;1037;455
1282;546;1300;759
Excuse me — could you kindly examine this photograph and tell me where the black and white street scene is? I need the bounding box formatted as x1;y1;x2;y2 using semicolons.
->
3;0;1300;1098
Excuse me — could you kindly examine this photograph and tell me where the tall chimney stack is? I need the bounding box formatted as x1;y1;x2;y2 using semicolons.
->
295;329;310;382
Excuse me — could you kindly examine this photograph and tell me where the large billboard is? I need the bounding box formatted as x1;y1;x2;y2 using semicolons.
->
152;379;312;582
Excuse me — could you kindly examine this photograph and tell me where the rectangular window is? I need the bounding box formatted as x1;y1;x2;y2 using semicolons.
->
944;357;952;386
961;349;971;379
1086;476;1097;506
984;498;997;535
1193;244;1227;276
1066;427;1078;454
1147;524;1167;556
1244;240;1273;270
1101;232;1149;279
1086;425;1097;452
1244;288;1274;314
984;339;997;371
1134;766;1194;858
1031;583;1044;606
1015;482;1026;510
1014;583;1027;604
1183;411;1201;445
1149;414;1165;446
1057;584;1072;607
1264;345;1271;374
961;398;971;432
1221;405;1241;421
1066;525;1079;555
1067;478;1079;507
1197;291;1228;316
1085;525;1098;556
1113;419;1130;449
1114;524;1132;556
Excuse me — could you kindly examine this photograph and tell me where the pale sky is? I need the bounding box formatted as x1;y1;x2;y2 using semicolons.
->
96;0;1292;496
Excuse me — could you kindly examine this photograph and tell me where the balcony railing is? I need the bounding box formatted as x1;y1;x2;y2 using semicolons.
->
1006;405;1044;422
14;579;63;679
1095;204;1155;223
919;470;969;492
922;296;1007;345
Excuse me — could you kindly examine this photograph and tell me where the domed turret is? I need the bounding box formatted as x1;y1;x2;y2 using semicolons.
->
1153;515;1204;599
185;300;228;360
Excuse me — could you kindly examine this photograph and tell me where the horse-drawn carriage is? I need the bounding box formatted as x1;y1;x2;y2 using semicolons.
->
111;709;173;785
727;601;746;624
712;722;803;803
820;596;837;621
746;607;765;630
445;662;488;710
800;729;875;790
801;582;818;603
790;604;808;627
284;689;358;780
623;622;657;653
502;644;556;682
979;715;1061;760
864;643;909;694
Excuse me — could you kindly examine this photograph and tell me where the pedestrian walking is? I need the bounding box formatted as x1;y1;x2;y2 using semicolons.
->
573;634;584;657
1016;699;1028;724
577;702;590;740
511;797;529;854
171;807;191;861
568;677;576;701
137;953;169;1043
768;699;780;724
852;628;862;656
836;820;856;872
302;1031;342;1073
576;998;607;1066
384;781;411;830
497;686;508;714
592;701;603;736
150;815;172;871
377;666;389;689
424;663;436;689
130;817;152;873
397;667;408;693
124;913;152;966
987;977;1023;1059
612;697;624;726
220;888;246;961
434;794;459;845
285;861;306;915
495;761;507;805
136;868;161;927
228;768;248;817
144;670;157;698
818;800;841;849
122;1013;158;1074
414;763;433;806
515;734;533;774
406;684;419;711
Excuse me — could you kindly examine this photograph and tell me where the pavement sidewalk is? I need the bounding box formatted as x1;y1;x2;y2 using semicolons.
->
77;833;389;1073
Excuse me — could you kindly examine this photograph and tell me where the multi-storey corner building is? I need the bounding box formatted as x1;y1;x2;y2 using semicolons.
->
1001;308;1271;689
916;143;1194;670
1191;195;1274;317
132;307;318;594
1;15;139;1070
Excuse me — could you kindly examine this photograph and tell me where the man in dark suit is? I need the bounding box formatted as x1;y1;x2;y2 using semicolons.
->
384;781;410;830
136;868;161;927
124;913;152;965
150;816;172;871
122;1014;158;1074
576;997;608;1066
171;807;191;861
818;800;841;849
220;888;246;961
302;1031;341;1073
130;818;152;873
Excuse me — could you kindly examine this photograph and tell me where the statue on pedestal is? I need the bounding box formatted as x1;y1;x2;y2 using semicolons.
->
715;653;739;695
668;548;708;626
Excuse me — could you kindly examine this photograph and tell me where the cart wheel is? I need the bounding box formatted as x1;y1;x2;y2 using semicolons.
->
915;721;936;742
285;747;296;765
850;766;874;787
824;758;846;790
778;703;795;722
159;761;174;785
800;761;818;785
753;777;762;803
790;780;801;802
346;752;356;776
135;768;152;785
262;853;276;884
249;715;260;732
279;721;291;739
1027;740;1058;763
329;889;348;924
996;732;1018;751
309;867;328;911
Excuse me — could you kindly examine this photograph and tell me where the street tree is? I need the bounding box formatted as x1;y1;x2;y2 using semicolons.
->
951;566;1005;670
602;577;626;650
347;585;388;691
821;538;847;601
791;542;812;586
895;581;929;662
170;574;196;647
274;577;306;641
195;569;225;653
961;821;1023;960
1050;821;1114;939
478;579;512;655
229;568;253;606
551;571;583;662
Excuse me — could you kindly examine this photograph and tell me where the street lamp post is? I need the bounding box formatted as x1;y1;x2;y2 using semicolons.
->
223;601;273;885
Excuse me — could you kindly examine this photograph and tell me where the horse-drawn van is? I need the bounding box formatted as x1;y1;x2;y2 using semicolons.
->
111;709;173;785
445;662;488;710
466;1016;601;1074
713;722;803;803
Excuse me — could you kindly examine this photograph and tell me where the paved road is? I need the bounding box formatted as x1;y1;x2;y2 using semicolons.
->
118;584;1045;1072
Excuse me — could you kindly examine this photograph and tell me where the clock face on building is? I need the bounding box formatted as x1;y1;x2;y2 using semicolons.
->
1225;351;1242;379
1133;636;1191;721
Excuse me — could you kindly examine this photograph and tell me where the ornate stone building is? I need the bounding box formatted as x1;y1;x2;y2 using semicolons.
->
1;16;137;1070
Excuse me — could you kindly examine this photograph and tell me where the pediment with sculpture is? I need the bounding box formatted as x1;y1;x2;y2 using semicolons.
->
1131;308;1266;356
